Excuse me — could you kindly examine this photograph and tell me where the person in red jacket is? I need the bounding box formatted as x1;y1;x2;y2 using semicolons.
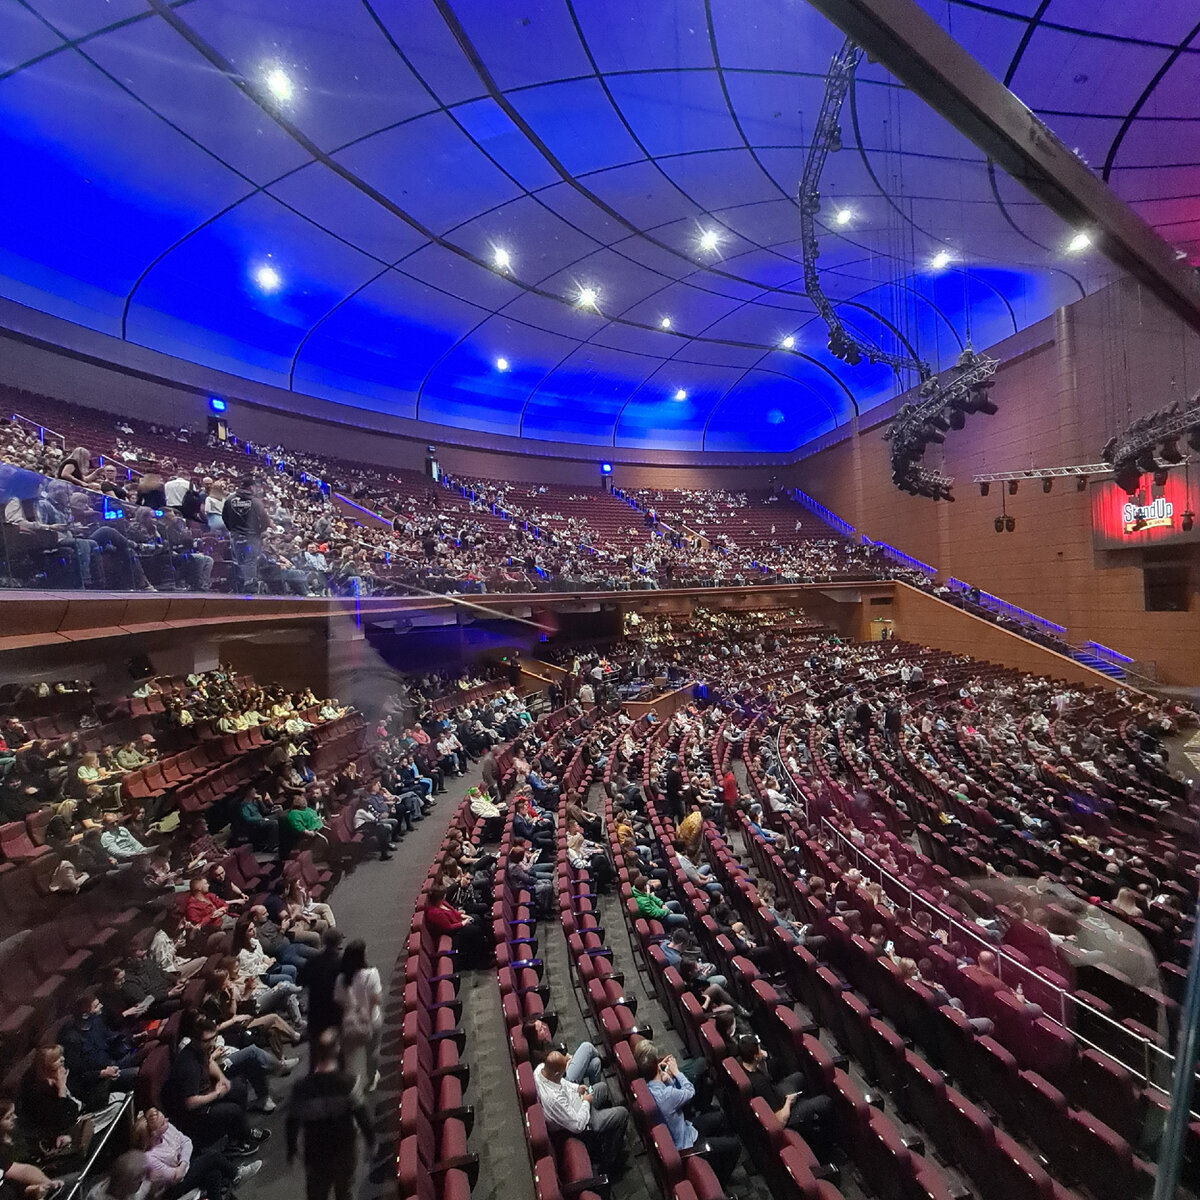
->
183;876;231;931
721;769;738;808
424;886;491;969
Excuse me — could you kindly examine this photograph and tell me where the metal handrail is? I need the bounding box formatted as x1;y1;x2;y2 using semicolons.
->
772;723;1179;1095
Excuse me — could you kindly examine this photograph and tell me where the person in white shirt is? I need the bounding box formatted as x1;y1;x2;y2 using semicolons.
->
578;682;595;705
534;1052;629;1173
163;471;192;511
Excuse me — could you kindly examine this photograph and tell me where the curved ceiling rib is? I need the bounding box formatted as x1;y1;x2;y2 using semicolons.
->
0;0;1153;457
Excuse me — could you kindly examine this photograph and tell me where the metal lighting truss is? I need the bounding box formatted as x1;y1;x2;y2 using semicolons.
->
799;38;931;379
1101;394;1200;492
972;464;1111;483
884;349;999;499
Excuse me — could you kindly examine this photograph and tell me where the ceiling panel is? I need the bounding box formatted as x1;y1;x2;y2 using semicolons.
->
0;0;1177;455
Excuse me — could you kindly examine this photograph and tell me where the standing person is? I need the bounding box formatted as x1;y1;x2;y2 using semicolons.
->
286;1031;375;1200
333;941;382;1093
296;929;345;1046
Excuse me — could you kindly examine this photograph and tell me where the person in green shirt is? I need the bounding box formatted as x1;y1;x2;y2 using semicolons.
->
630;873;689;929
284;796;324;836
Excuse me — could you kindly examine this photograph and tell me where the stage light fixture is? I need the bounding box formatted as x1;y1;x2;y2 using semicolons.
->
576;286;598;308
994;516;1004;533
1005;516;1016;532
1153;468;1169;487
1067;232;1091;253
1042;478;1053;493
699;228;720;252
835;208;853;226
980;483;990;497
1136;447;1161;474
1183;511;1195;532
781;335;795;350
1114;464;1143;495
660;316;671;329
931;250;951;270
253;264;282;293
495;358;509;372
673;389;688;401
1159;438;1184;463
1076;476;1088;492
492;246;511;270
1007;480;1018;496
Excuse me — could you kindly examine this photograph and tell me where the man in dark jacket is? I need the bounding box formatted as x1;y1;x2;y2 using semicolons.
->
60;993;138;1105
296;929;346;1045
286;1029;374;1200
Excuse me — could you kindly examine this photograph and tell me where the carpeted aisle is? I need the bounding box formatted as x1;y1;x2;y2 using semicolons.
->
248;758;535;1200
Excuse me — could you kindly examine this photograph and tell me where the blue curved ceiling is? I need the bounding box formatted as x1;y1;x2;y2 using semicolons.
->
0;0;1185;454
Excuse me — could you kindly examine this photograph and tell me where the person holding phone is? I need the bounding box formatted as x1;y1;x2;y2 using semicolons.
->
736;1035;836;1161
643;1045;740;1186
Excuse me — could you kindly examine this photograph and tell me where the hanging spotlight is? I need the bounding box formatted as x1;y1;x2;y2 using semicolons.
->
1183;511;1195;532
1114;460;1143;495
781;335;795;350
673;389;688;401
492;246;512;270
698;228;720;252
1041;478;1053;493
495;357;509;372
1159;437;1184;464
1067;232;1091;253
1136;447;1161;473
660;316;672;329
994;515;1004;533
835;208;853;226
1153;468;1169;488
1076;476;1088;492
980;482;990;497
576;285;599;308
931;250;952;270
1007;480;1018;496
1005;515;1016;533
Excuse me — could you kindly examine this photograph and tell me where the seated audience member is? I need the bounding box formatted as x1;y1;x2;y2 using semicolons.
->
534;1051;629;1176
248;905;319;970
642;1044;739;1186
0;1095;60;1197
86;1150;149;1200
736;1035;836;1160
161;1019;268;1157
522;1020;602;1086
629;874;690;930
423;886;492;970
60;995;139;1105
183;876;232;932
135;1105;259;1198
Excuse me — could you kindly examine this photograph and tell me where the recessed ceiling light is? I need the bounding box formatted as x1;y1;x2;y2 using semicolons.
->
1067;231;1091;253
781;335;795;350
576;285;598;308
493;246;511;270
496;357;509;372
673;388;688;401
930;250;952;270
253;264;282;292
834;208;853;226
660;316;672;329
264;68;293;103
699;228;720;252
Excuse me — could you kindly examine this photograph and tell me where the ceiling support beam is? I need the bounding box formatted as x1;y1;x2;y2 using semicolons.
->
803;0;1200;335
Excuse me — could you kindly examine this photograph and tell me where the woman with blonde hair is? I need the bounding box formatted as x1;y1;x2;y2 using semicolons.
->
133;1105;256;1198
